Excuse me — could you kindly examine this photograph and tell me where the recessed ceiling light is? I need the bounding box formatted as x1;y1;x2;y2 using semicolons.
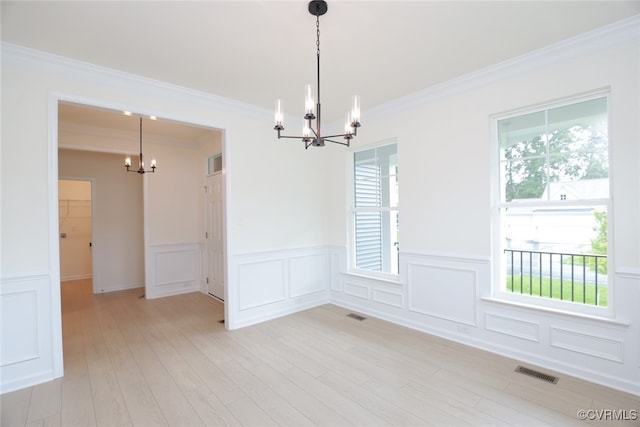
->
123;111;132;116
149;115;157;120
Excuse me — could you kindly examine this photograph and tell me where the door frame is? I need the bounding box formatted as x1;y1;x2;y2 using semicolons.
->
204;152;226;301
58;177;95;287
48;92;232;379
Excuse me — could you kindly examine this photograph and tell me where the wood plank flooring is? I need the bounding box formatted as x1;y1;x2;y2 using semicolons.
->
2;279;638;426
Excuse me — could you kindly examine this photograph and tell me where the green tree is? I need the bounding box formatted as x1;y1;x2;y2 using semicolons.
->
589;210;608;274
503;125;608;202
566;210;608;274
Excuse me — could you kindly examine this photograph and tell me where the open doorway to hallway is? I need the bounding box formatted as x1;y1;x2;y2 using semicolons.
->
58;179;93;283
57;101;227;302
58;149;144;294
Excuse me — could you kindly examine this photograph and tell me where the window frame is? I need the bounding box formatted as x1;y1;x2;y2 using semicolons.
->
348;139;400;281
490;91;613;317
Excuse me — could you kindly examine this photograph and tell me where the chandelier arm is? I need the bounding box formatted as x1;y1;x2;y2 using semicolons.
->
322;132;354;139
323;138;351;146
277;134;312;140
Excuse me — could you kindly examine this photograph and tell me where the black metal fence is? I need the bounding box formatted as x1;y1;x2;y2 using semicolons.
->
504;249;607;306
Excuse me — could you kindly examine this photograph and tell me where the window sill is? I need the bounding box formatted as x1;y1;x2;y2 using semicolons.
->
481;296;629;327
342;270;402;286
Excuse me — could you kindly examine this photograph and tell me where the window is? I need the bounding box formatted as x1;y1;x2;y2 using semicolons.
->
207;153;222;175
494;94;609;309
352;143;399;275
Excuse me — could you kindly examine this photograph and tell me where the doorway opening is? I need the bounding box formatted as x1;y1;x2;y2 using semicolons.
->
58;179;93;284
56;100;228;301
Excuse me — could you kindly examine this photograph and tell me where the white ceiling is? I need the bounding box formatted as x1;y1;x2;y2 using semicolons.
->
58;101;218;145
3;1;640;131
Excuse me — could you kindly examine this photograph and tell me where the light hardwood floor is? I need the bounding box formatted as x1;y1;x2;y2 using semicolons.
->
2;279;638;426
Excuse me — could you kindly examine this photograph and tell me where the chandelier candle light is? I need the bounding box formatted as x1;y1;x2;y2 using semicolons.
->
274;0;361;149
125;117;157;174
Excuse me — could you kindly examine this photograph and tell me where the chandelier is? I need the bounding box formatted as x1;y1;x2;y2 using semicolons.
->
125;117;157;174
274;0;361;149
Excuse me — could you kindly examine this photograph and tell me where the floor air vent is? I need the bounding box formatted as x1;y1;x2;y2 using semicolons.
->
515;365;559;384
346;313;366;321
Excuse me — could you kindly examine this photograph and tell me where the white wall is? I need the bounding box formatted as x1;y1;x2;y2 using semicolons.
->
144;138;204;299
329;18;640;395
0;43;332;393
58;150;144;292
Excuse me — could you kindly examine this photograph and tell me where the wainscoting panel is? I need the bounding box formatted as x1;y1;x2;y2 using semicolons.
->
1;290;39;365
407;262;477;326
343;281;371;300
290;253;329;298
330;249;640;394
550;326;624;363
485;312;540;342
238;258;286;310
146;243;200;299
231;246;330;328
0;274;55;394
372;288;404;308
613;269;640;371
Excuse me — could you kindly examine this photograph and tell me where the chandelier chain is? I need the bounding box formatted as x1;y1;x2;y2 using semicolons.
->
316;14;320;56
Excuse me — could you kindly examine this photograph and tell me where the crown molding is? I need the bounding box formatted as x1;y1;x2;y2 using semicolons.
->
3;14;638;124
366;15;640;121
1;41;270;120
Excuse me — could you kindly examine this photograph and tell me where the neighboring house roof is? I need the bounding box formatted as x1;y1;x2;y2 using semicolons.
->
507;178;608;216
540;178;609;201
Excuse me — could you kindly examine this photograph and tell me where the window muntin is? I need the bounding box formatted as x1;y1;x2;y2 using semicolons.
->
495;95;609;310
352;143;399;275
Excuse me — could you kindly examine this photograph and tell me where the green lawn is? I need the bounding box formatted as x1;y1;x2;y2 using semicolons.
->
506;275;607;307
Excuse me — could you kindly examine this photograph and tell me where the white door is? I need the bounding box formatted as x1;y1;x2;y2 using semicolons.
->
205;167;225;301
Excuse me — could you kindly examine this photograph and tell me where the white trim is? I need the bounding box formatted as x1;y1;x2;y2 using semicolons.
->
495;198;610;210
47;95;64;380
230;245;330;330
480;297;629;327
490;87;611;123
48;85;235;349
348;140;399;276
403;251;489;265
3;42;267;121
489;90;614;318
341;270;402;286
331;298;638;396
616;267;640;279
550;326;624;363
